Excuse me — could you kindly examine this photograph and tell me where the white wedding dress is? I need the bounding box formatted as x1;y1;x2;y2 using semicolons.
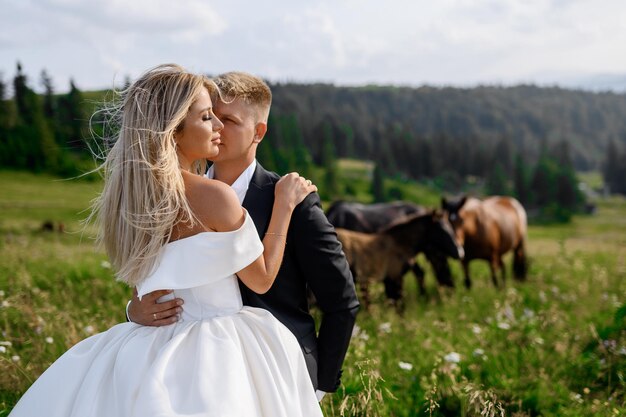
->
9;213;323;417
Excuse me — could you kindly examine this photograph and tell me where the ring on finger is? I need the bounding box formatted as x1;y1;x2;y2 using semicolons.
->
153;313;157;321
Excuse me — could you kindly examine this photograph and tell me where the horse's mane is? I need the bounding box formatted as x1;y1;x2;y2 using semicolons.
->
380;211;432;235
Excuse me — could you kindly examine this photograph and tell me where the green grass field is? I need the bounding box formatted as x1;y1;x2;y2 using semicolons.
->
1;170;625;416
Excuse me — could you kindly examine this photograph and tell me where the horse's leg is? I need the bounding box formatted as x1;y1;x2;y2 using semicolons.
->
513;240;528;280
384;275;403;301
463;260;471;289
352;265;370;309
406;259;426;296
426;250;455;288
499;256;506;284
360;279;370;309
489;256;500;288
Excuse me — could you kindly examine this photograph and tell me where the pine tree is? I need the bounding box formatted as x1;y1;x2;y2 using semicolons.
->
530;154;557;208
493;137;513;175
552;140;582;210
286;114;313;179
604;140;620;194
486;162;510;195
513;153;531;205
321;124;340;199
371;163;385;202
0;75;8;165
40;69;55;119
56;79;86;151
340;123;354;158
13;62;37;124
8;63;59;171
418;140;433;178
0;74;10;129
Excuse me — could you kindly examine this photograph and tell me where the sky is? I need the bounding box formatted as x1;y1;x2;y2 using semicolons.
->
2;0;626;93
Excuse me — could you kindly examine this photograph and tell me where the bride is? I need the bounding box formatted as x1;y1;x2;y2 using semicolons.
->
9;64;322;417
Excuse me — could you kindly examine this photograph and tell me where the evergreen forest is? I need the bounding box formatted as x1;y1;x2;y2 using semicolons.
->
2;62;626;220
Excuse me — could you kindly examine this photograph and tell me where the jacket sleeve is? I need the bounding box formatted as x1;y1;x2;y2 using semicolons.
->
290;192;360;392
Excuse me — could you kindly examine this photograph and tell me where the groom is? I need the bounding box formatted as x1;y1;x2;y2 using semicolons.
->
128;71;360;399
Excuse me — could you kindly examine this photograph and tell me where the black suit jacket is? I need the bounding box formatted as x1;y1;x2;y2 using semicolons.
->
240;163;360;392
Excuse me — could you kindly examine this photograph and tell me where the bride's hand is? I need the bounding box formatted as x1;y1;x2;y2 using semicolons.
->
275;172;317;211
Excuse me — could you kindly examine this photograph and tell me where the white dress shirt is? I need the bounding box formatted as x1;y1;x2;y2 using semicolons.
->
206;160;257;204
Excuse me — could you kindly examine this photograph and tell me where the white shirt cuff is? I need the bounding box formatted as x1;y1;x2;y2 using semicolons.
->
315;390;326;402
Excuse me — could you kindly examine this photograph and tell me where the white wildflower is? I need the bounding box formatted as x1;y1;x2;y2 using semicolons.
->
0;341;12;347
0;290;4;297
444;352;461;363
398;361;413;371
11;355;20;362
351;324;369;341
1;300;10;308
539;291;547;303
473;348;485;357
84;325;95;335
523;308;535;319
571;392;583;404
534;337;544;345
471;324;482;335
503;304;515;321
378;322;392;334
618;347;626;356
101;261;111;269
0;346;6;354
497;322;511;330
45;337;54;344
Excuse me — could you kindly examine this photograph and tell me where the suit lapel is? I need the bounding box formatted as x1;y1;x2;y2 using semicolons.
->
242;164;274;239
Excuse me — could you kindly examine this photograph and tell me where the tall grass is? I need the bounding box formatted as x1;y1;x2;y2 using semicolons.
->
1;171;625;416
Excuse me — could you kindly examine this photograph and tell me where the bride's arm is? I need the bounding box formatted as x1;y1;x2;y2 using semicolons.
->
209;173;316;294
126;172;315;324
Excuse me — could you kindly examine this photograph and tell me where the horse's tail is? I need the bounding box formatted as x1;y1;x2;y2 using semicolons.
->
511;197;528;281
513;240;528;280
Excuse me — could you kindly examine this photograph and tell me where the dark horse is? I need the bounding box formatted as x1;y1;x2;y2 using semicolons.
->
326;201;423;233
442;195;528;288
327;201;459;299
335;210;464;307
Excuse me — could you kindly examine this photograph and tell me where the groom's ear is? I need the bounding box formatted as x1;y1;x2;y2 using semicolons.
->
253;122;267;144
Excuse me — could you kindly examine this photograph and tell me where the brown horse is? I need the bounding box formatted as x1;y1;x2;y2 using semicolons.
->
441;195;528;289
326;200;457;294
336;210;464;306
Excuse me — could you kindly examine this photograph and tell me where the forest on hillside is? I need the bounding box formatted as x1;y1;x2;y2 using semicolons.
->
269;82;626;172
2;63;626;218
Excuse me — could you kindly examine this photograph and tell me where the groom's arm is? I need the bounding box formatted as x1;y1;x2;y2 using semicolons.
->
126;288;183;326
291;193;360;393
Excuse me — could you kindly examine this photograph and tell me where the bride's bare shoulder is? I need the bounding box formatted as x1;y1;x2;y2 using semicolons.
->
183;173;245;232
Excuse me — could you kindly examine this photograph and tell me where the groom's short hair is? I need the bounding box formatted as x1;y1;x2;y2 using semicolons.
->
213;72;272;123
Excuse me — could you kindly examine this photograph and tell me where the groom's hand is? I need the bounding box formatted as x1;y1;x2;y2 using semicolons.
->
127;288;183;326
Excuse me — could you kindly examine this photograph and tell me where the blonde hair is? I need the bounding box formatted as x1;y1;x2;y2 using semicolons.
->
90;64;215;286
213;71;272;122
